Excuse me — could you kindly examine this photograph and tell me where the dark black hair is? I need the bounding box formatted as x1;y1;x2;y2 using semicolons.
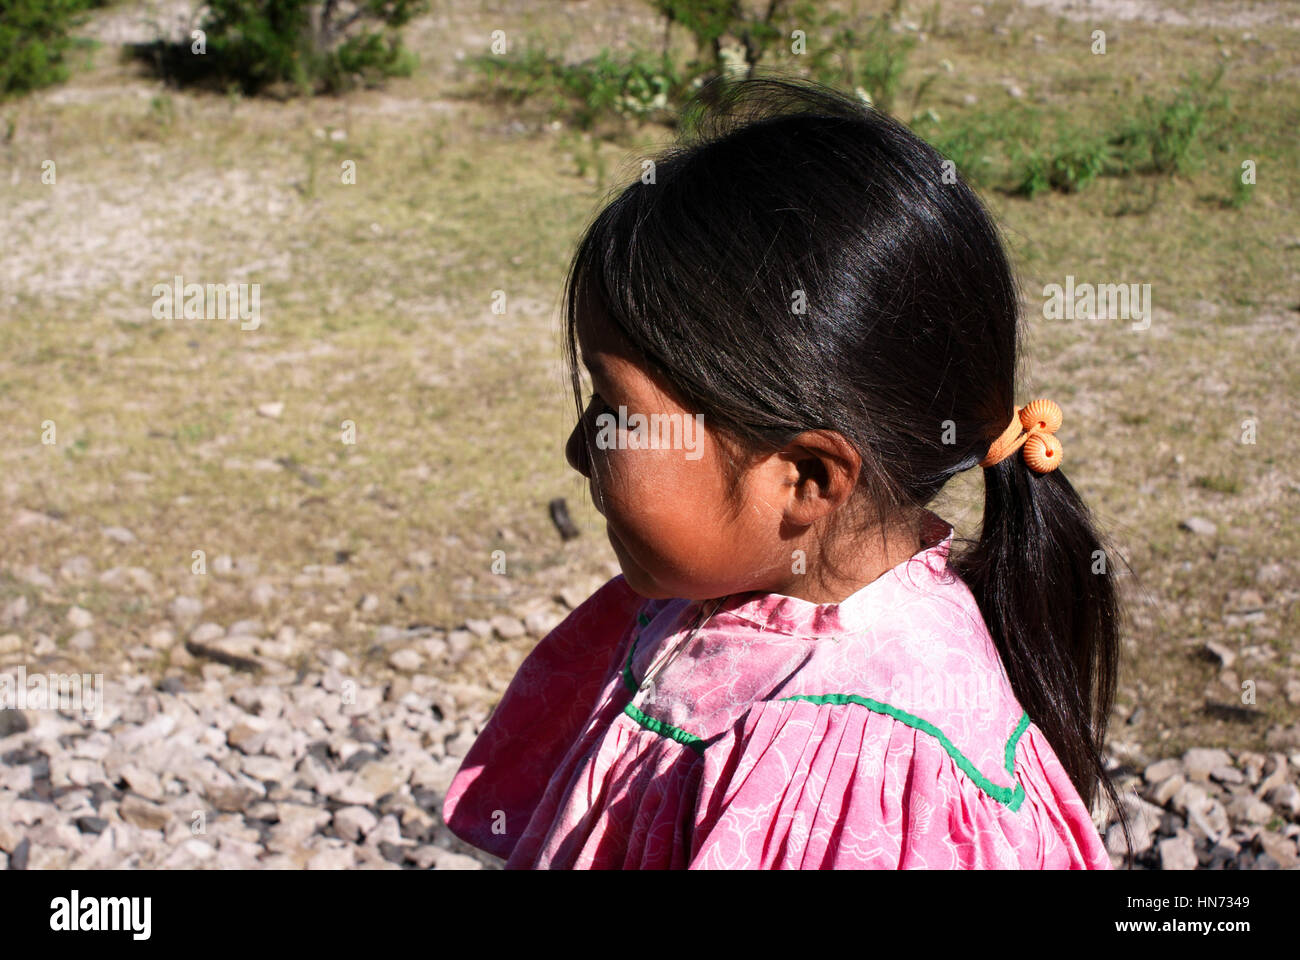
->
560;74;1130;862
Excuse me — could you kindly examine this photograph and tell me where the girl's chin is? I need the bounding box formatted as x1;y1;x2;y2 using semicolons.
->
604;524;659;597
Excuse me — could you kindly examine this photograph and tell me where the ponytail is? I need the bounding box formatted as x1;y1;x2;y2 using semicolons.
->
950;452;1133;865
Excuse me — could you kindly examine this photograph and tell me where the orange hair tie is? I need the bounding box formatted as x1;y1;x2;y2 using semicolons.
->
979;399;1064;473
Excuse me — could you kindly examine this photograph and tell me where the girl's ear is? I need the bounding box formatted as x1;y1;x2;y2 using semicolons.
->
771;430;862;527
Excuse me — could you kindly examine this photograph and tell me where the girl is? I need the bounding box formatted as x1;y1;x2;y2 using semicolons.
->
442;76;1131;869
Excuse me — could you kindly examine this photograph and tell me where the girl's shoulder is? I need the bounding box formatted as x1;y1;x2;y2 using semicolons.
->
770;566;1028;799
692;694;1109;868
685;552;1113;867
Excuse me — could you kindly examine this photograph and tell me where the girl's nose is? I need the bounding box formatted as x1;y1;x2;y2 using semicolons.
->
565;418;591;478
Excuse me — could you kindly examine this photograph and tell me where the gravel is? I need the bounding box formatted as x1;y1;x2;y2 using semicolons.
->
0;624;513;869
2;593;1297;870
1100;747;1300;869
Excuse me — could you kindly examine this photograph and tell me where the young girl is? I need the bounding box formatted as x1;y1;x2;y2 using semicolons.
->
442;77;1130;869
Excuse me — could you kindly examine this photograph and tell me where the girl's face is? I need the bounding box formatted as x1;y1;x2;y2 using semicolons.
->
564;307;787;600
565;306;924;604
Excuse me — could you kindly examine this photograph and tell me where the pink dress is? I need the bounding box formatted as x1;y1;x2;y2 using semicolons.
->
442;511;1111;869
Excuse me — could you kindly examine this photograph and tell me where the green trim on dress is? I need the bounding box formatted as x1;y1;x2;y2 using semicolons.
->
618;615;1031;809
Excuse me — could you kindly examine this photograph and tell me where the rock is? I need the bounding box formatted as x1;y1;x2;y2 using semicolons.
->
524;609;563;637
241;756;292;783
1203;641;1235;669
119;794;170;831
306;845;356;870
190;623;225;644
1257;832;1297;869
1143;759;1181;784
398;806;436;842
1266;724;1300;752
1228;590;1265;613
0;816;27;850
68;630;96;651
1210;765;1245;785
228;718;272;753
1264;783;1300;815
1179;517;1216;537
119;765;164;802
233;686;285;719
102;526;137;544
1256;563;1286;586
558;586;588;610
489;616;525;639
167;595;203;624
1187;799;1229;844
446;630;474;659
1152;773;1186;807
257;402;284;420
116;714;177;752
406;550;435;570
15;566;55;590
1106;821;1147;856
0;596;27;626
168;645;196;668
333;806;379;842
188;636;265;674
429;848;485;870
1286;680;1300;707
66;606;94;630
249;582;279;608
147;628;176;651
1183;748;1233;781
1226;795;1274;824
75;817;109;835
99;567;154;592
1158;831;1198;870
408;845;441;869
1170;781;1209;815
463;619;492;639
388;648;423;672
273;803;331;839
355;760;406;800
59;556;94;581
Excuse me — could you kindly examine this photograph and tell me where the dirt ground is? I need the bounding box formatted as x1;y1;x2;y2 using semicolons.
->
0;0;1297;769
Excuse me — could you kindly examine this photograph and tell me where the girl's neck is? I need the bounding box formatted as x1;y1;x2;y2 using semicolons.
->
768;520;924;605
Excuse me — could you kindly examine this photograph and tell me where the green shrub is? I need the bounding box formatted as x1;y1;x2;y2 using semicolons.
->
1225;166;1254;209
132;0;426;95
1014;134;1110;197
808;9;917;115
468;42;684;130
922;106;1045;189
649;0;807;79
0;0;92;97
1109;68;1227;176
